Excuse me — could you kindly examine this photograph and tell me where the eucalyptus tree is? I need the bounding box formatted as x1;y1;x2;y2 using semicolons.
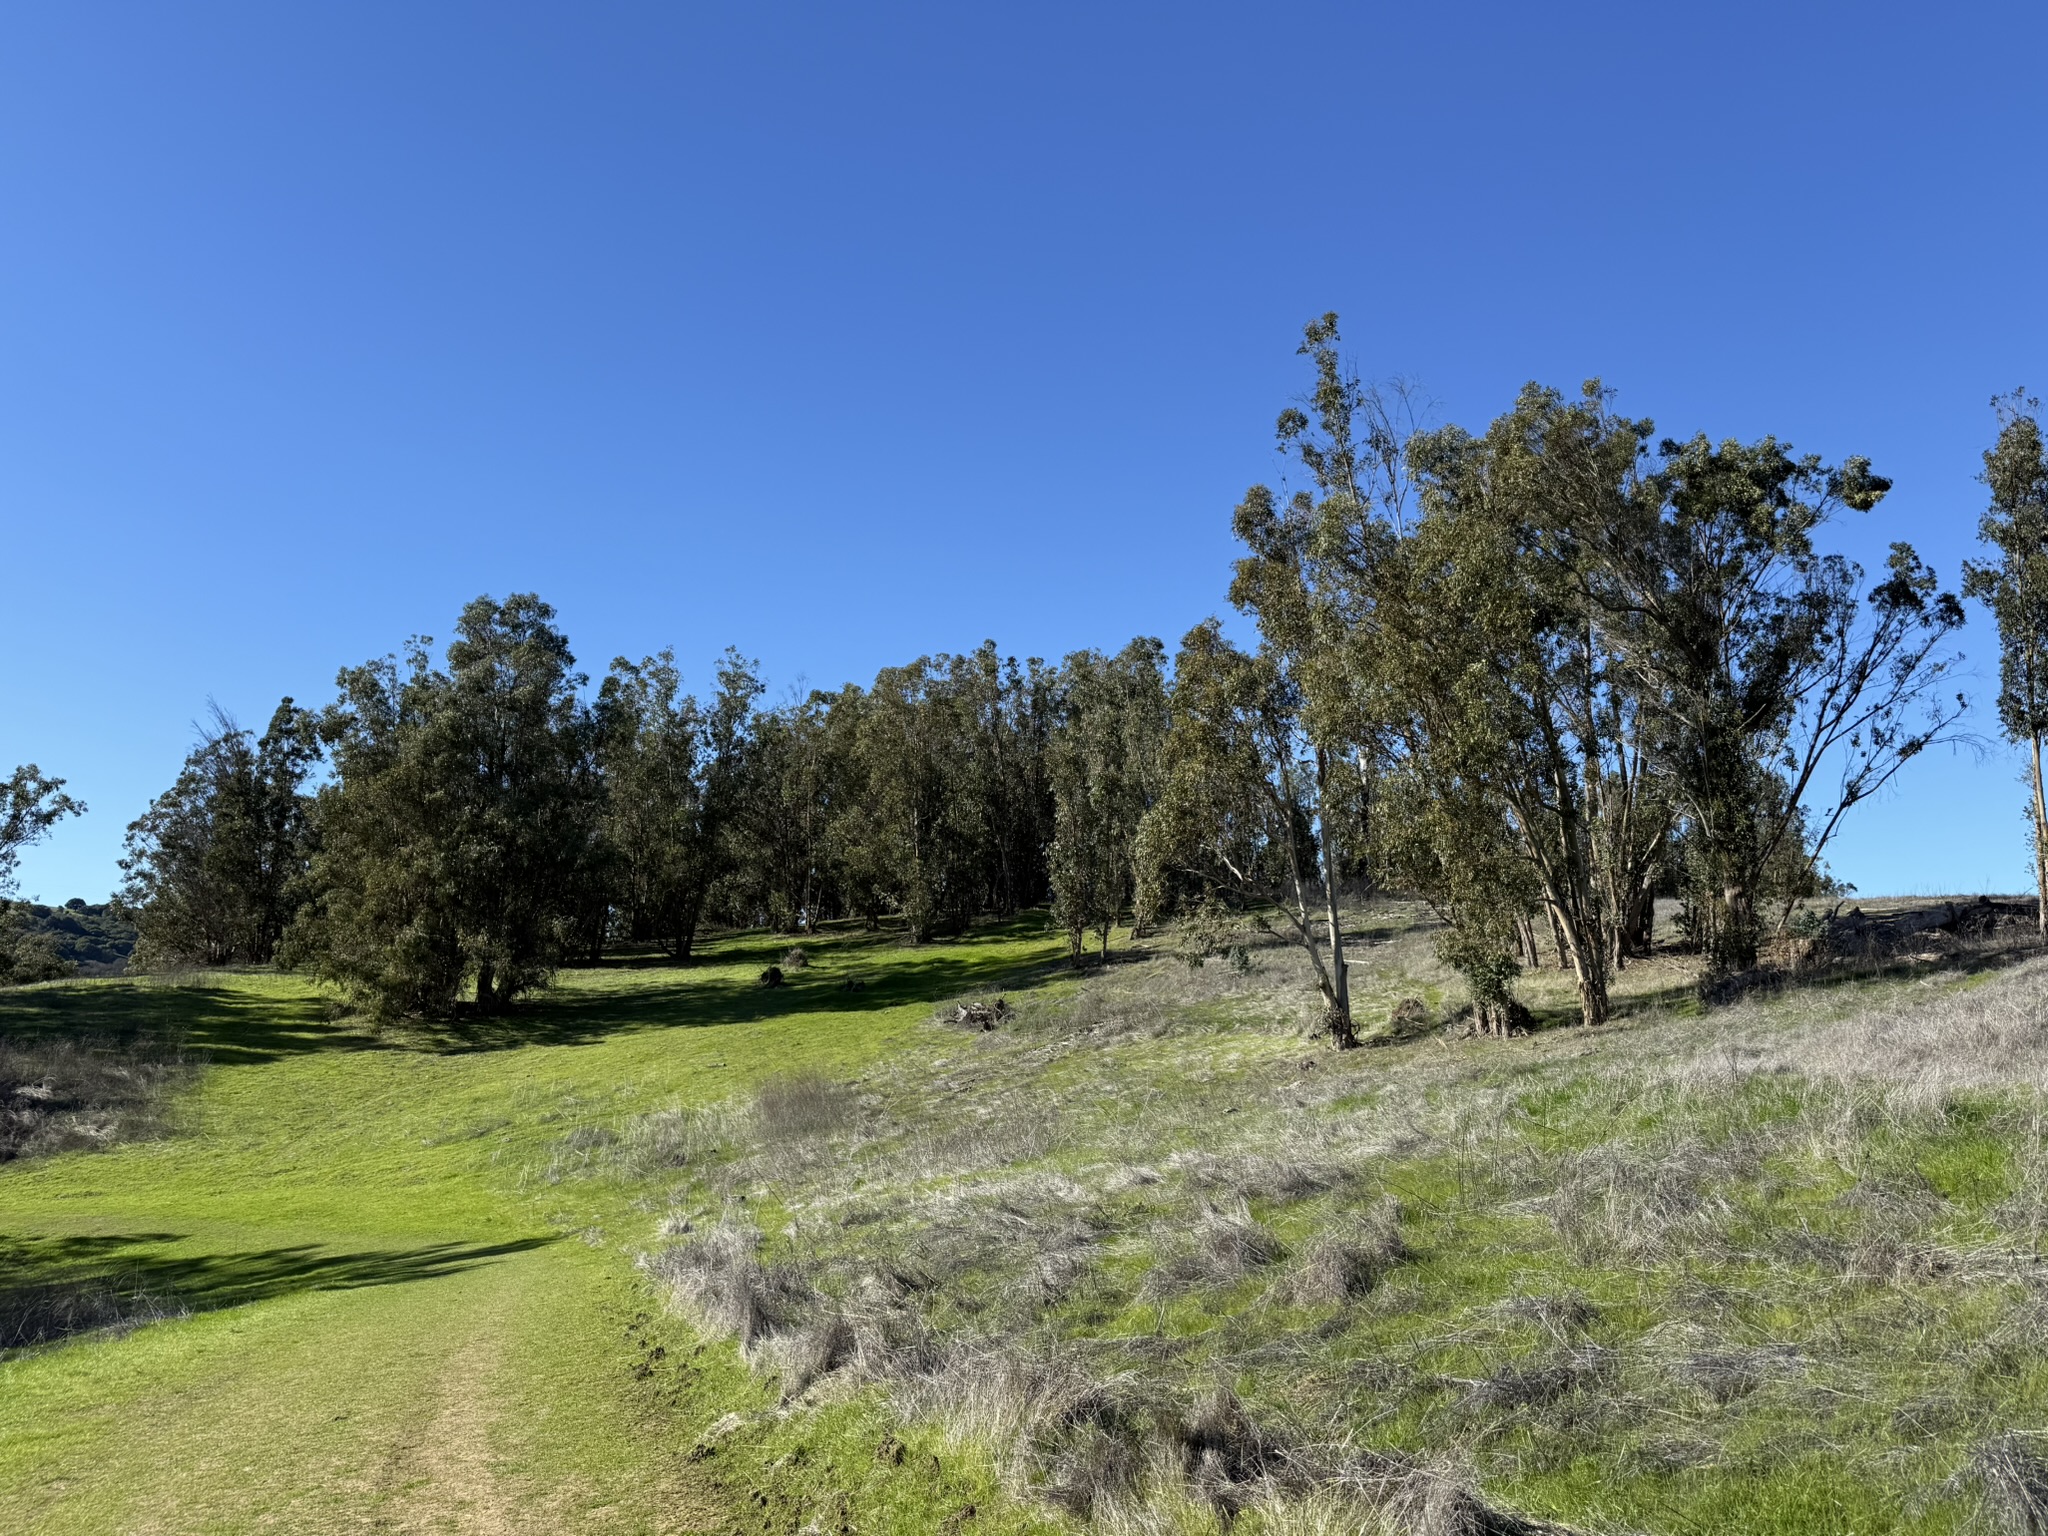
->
293;594;602;1016
119;699;320;965
1376;763;1538;1034
1138;620;1360;1045
1587;431;1966;971
1390;384;1647;1027
947;642;1057;918
1218;314;1424;1039
1049;638;1168;965
1963;392;2048;937
853;659;973;941
597;648;760;960
726;689;842;932
0;765;82;898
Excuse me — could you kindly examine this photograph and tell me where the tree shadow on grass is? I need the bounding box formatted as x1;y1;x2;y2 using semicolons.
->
0;1230;553;1350
419;920;1074;1053
0;916;1072;1063
0;979;380;1067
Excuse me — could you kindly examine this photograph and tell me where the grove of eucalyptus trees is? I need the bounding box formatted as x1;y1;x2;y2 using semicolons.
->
101;313;2007;1029
1208;315;1967;1031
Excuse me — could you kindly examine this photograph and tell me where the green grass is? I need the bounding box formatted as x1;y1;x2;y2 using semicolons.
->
7;909;2048;1534
0;920;1067;1535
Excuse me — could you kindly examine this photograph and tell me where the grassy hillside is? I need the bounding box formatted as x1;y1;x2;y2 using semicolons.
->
5;911;2048;1533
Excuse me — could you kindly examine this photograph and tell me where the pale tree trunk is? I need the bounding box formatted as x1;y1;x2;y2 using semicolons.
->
1272;752;1357;1049
2032;729;2047;942
1314;749;1356;1048
1539;894;1611;1028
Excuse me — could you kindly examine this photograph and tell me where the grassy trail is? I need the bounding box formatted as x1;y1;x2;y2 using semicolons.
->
0;927;1059;1535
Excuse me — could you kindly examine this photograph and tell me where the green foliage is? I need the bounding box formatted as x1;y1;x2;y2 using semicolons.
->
595;647;760;960
0;901;134;983
1048;639;1167;964
1238;314;1965;1012
287;594;603;1017
1595;427;1964;970
1376;765;1533;1027
0;908;75;984
1170;896;1251;972
817;645;1057;942
1963;391;2048;924
118;699;319;968
0;765;82;899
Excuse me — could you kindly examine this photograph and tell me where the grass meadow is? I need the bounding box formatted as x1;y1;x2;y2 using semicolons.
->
6;908;2048;1533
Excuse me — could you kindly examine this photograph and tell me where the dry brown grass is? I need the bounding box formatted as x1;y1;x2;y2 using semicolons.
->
1670;955;2048;1104
0;1032;193;1161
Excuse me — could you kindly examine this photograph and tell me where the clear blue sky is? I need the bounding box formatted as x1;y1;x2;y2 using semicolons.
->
5;2;2045;902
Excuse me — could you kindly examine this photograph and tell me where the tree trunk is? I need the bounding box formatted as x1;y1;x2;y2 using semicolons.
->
1713;883;1757;973
2033;729;2047;942
1547;904;1570;970
1314;748;1358;1049
1570;960;1609;1027
475;961;495;1012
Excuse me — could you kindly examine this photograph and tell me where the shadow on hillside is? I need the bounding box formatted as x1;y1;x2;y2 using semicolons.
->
0;1230;552;1350
0;979;377;1067
419;920;1072;1053
0;917;1068;1062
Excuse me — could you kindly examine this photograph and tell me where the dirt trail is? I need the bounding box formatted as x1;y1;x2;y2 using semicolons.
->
2;1234;726;1535
370;1300;519;1535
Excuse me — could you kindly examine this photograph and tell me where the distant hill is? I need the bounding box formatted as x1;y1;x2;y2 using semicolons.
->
2;900;137;981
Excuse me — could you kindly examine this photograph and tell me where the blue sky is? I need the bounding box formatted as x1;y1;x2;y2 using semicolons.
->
5;2;2045;902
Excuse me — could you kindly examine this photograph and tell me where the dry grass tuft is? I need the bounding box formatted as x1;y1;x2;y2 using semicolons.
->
620;1101;743;1176
1278;1198;1409;1305
753;1071;859;1143
1167;1149;1350;1203
1392;1473;1590;1536
1143;1204;1283;1298
1456;1346;1616;1413
1675;956;2048;1105
1953;1432;2048;1536
1673;1344;1805;1406
1543;1137;1741;1265
0;1275;189;1350
1494;1291;1598;1340
754;1311;853;1399
644;1217;811;1349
